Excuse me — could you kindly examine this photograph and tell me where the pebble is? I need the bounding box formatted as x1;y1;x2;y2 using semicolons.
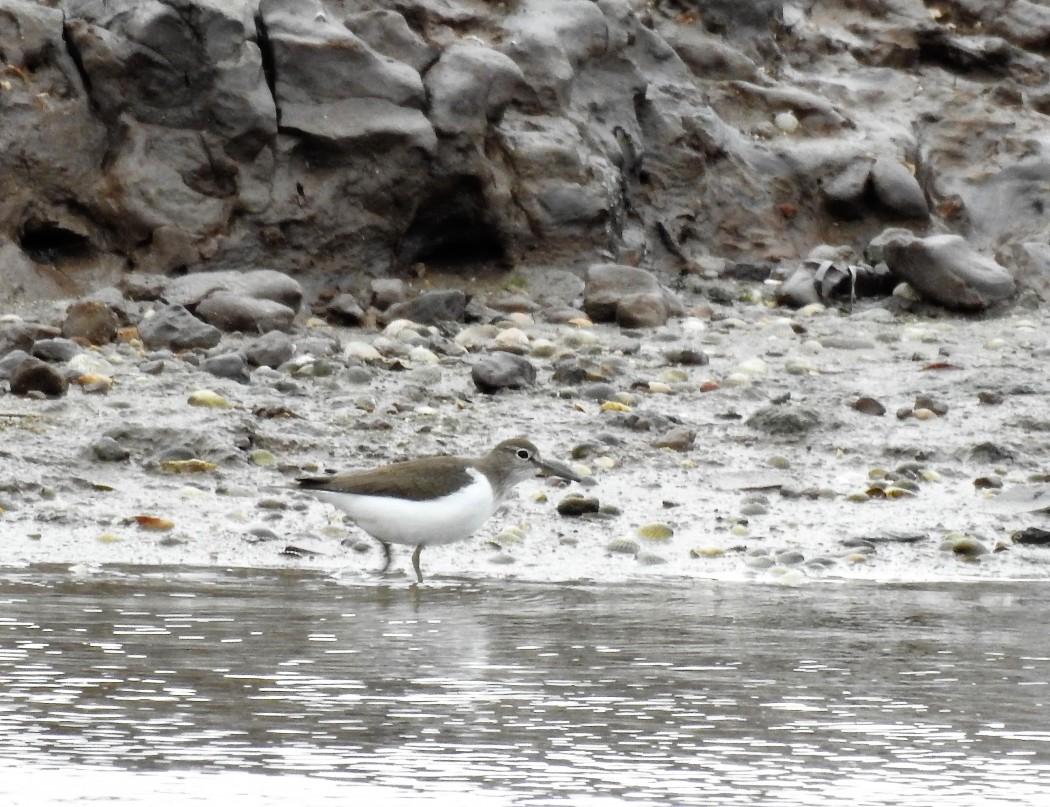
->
651;428;696;452
941;534;989;557
1012;527;1050;546
9;357;68;397
774;111;799;132
70;353;117;377
635;523;673;541
471;353;537;393
851;396;886;416
733;356;768;377
202;352;251;384
91;436;131;462
31;337;82;363
62;300;119;345
557;496;601;517
344;341;382;362
76;373;114;393
607;538;640;555
187;389;233;408
246;331;295;369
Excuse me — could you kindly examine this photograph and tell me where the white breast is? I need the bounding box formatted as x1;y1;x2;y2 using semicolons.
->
308;468;498;547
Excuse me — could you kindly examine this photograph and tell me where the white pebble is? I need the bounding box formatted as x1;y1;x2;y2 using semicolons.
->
68;353;115;375
408;346;439;364
494;327;529;347
383;319;423;338
345;341;382;362
774;111;800;132
734;356;768;377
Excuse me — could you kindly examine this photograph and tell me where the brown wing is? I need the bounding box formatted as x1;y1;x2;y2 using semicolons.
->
296;456;476;501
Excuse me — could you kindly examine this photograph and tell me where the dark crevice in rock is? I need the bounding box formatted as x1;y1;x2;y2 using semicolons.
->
396;176;507;271
915;29;1013;77
254;11;279;126
59;15;95;103
19;217;93;265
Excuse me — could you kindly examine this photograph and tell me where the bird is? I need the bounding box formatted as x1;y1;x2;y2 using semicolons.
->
297;437;582;582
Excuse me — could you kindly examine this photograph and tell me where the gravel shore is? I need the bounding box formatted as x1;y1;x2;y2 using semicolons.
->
3;274;1050;585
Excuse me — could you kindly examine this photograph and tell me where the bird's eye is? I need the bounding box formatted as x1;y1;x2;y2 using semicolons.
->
516;449;532;460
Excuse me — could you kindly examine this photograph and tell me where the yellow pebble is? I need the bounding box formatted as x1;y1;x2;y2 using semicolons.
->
188;389;232;409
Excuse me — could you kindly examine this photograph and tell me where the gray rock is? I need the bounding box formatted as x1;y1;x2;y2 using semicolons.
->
387;290;468;326
345;10;437;73
66;1;274;143
138;304;222;351
866;228;917;265
883;234;1015;310
583;264;664;322
164;270;303;311
821;158;873;219
202;351;251;385
323;293;367;326
0;350;31;379
0;323;36;356
245;330;295;369
90;436;131;462
471;353;537;393
261;0;434;153
62;300;119;345
870;156;928;219
746;405;821;435
652;427;697;452
119;272;169;302
371;278;408;309
616;292;669;328
425;42;525;137
196;293;296;334
31;338;83;363
501;0;610;112
9;356;69;398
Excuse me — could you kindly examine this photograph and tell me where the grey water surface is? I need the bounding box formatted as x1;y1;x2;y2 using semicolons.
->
0;566;1047;806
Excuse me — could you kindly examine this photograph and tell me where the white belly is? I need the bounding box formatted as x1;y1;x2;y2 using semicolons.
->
308;469;499;546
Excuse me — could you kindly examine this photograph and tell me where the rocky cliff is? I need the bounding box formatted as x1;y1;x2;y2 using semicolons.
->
2;0;1049;301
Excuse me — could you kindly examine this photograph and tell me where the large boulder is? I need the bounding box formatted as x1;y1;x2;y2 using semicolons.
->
883;234;1016;311
260;0;435;154
582;263;681;324
163;270;303;311
196;294;296;334
425;42;526;137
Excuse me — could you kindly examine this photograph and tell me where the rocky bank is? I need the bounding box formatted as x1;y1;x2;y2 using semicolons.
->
1;0;1049;303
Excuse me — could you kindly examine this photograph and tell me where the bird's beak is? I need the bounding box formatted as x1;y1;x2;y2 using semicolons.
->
534;456;584;483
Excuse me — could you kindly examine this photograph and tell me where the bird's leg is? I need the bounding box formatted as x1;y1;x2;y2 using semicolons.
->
377;540;392;574
411;544;424;584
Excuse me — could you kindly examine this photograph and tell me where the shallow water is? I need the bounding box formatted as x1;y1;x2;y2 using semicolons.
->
0;566;1047;806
